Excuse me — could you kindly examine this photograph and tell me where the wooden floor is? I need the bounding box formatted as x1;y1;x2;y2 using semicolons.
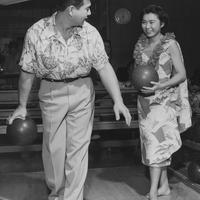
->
0;166;200;200
0;142;199;200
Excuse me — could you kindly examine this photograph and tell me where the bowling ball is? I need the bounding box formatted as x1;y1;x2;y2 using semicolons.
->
191;119;200;142
131;65;159;91
187;160;200;184
7;117;37;145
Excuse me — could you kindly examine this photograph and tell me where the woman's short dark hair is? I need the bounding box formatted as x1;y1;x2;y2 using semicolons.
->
140;5;169;28
56;0;84;11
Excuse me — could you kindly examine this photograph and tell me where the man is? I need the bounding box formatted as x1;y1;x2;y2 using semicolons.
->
8;0;132;199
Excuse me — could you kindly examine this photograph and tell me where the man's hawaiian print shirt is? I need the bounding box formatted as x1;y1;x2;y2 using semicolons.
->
19;12;109;79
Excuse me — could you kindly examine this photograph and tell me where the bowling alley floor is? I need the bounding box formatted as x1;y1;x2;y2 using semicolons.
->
0;137;200;200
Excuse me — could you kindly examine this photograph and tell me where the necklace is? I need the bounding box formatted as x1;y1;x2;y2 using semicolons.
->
133;32;175;69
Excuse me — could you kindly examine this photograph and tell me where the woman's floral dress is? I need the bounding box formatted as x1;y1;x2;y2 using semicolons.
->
133;33;192;167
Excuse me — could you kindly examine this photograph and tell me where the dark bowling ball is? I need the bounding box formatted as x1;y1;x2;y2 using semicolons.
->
187;160;200;184
7;118;37;145
132;65;159;91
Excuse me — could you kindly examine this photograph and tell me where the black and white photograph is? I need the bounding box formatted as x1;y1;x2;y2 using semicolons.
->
0;0;199;200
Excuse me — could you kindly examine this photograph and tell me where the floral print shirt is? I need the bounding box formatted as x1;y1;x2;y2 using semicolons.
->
19;12;109;79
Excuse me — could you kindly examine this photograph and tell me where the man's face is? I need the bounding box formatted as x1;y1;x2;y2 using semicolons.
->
71;0;91;26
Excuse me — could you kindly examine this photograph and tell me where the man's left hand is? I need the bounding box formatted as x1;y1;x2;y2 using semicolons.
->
113;102;132;126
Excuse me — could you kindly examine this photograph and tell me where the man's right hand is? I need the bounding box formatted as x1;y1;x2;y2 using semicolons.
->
8;106;27;124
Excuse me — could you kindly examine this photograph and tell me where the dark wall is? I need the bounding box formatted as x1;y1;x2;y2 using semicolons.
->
107;0;200;78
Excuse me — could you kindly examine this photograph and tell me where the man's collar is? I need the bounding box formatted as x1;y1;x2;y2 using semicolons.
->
40;12;58;40
41;12;84;40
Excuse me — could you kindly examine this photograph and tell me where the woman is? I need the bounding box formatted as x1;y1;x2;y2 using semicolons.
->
132;5;191;200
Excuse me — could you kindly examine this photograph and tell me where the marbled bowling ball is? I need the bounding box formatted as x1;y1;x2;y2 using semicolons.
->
131;65;159;91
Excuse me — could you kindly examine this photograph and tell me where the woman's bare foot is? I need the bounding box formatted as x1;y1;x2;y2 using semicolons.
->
149;192;158;200
157;186;171;196
146;187;170;199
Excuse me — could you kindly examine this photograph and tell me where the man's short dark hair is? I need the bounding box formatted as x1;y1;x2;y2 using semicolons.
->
56;0;84;11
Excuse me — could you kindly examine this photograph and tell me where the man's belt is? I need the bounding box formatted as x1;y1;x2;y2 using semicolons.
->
42;75;90;83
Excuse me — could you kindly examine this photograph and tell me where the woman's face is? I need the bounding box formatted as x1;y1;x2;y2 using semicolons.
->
141;13;164;38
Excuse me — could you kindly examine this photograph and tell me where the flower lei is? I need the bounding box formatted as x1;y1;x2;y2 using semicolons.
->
133;32;175;69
